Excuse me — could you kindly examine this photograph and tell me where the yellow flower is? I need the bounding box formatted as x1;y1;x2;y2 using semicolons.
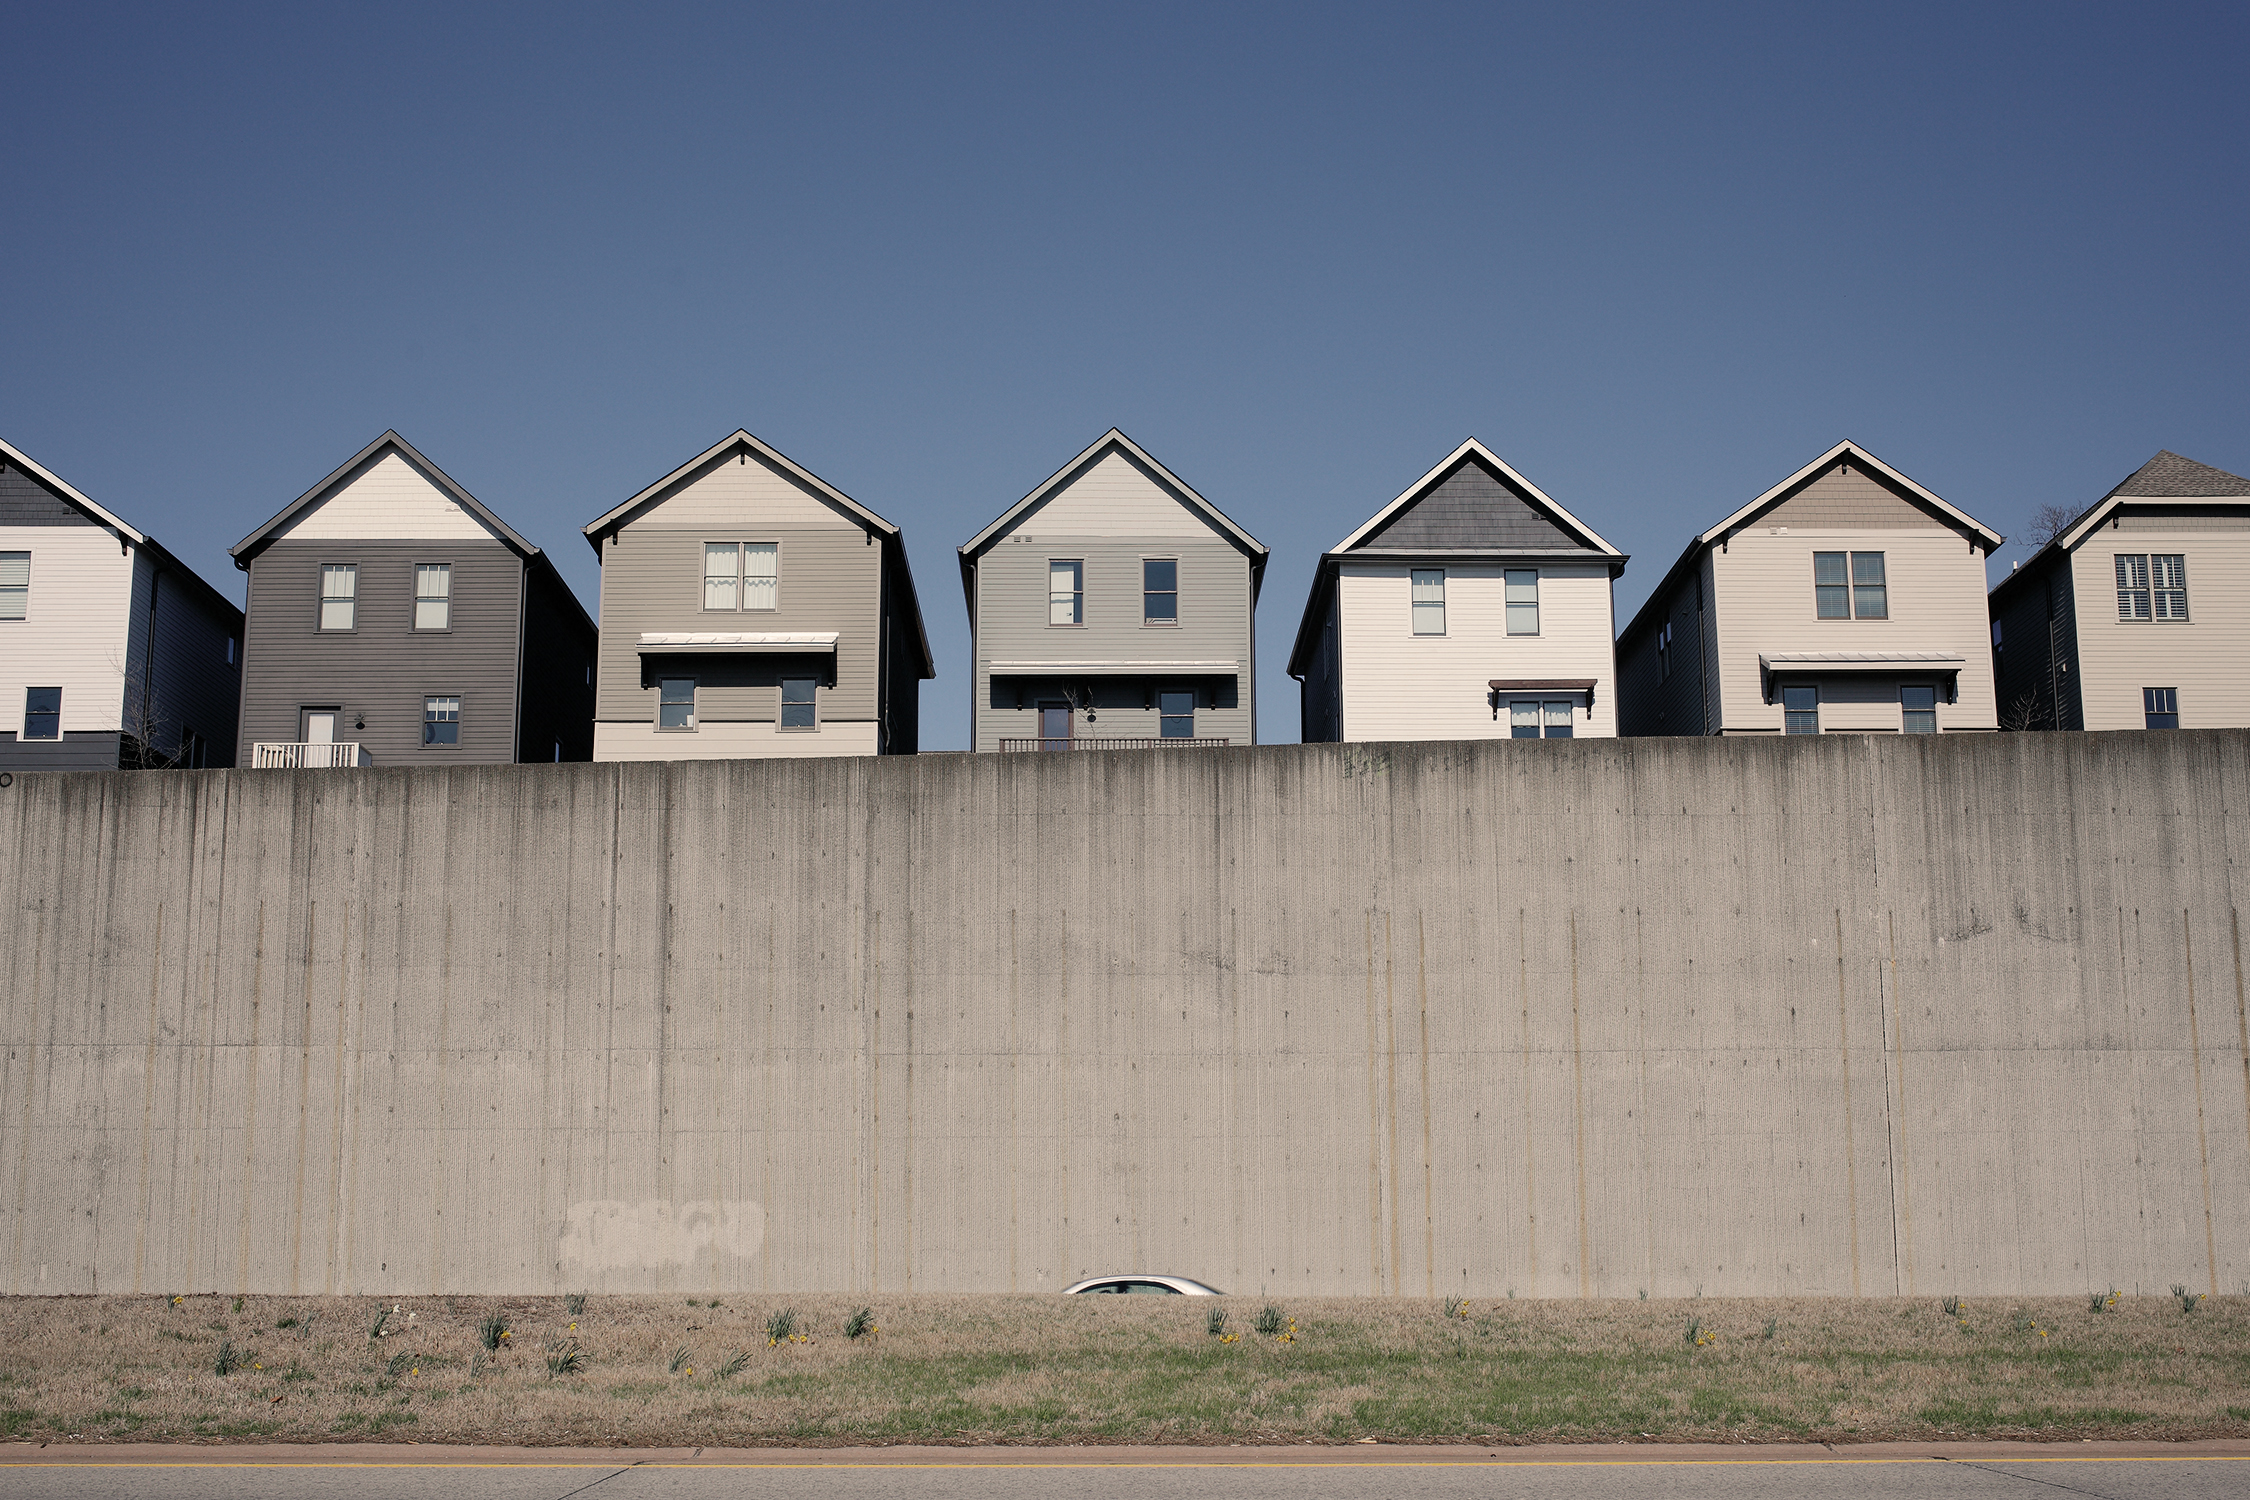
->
685;1367;693;1376
568;1322;577;1331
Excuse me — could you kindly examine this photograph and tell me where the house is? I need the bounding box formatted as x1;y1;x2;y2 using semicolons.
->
1616;442;2004;736
0;436;243;771
581;430;931;759
1287;439;1627;742
959;429;1267;753
1988;450;2250;731
230;431;597;767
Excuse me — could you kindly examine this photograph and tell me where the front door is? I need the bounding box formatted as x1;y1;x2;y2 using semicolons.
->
302;708;337;743
1037;702;1071;751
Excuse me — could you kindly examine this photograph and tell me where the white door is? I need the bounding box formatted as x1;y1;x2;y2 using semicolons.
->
303;710;336;744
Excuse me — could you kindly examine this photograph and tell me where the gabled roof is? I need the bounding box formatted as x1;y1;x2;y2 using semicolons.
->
0;434;146;541
1619;441;2001;647
1330;438;1621;557
957;429;1269;605
583;429;903;551
1989;450;2250;610
231;431;541;564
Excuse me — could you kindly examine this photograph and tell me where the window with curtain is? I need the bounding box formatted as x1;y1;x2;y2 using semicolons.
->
319;564;357;630
23;687;60;740
0;552;27;620
704;543;739;610
743;543;778;610
414;563;451;630
1411;570;1445;635
1505;570;1539;635
1901;685;1937;734
1049;560;1083;625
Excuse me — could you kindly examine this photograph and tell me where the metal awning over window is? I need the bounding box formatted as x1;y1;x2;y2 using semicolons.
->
986;660;1239;677
1758;652;1964;704
1487;677;1597;708
637;632;839;654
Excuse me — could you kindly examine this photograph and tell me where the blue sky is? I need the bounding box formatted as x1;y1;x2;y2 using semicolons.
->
5;2;2244;746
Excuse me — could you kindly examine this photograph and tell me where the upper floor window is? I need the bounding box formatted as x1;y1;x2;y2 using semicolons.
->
423;695;460;746
1783;684;1819;734
1143;558;1177;625
1815;552;1887;619
23;687;60;740
2116;554;2187;621
319;564;357;630
1656;620;1674;680
704;542;779;611
1049;560;1083;625
2144;687;2179;729
1901;684;1937;734
658;676;696;730
414;563;451;630
0;552;28;620
1410;569;1445;635
1505;569;1540;635
781;676;817;730
1159;689;1195;738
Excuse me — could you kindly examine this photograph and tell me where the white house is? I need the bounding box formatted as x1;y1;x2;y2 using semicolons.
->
1288;439;1626;742
0;436;243;771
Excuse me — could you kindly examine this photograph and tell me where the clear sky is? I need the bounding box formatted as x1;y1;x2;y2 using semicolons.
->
5;2;2244;746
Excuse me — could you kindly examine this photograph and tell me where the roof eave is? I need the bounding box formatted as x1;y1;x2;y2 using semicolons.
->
583;430;903;555
0;436;147;542
1697;440;2004;553
232;430;542;565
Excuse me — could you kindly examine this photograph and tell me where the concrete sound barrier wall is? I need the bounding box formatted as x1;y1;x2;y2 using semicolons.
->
1;732;2246;1300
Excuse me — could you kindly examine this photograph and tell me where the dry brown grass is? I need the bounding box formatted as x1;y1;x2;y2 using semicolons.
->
0;1292;2245;1446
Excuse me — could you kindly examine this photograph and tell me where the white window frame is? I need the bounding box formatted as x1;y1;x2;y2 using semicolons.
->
1504;569;1539;636
2116;553;2187;622
702;541;781;612
318;563;358;632
23;686;61;740
421;694;461;747
1900;684;1938;734
1410;569;1445;636
1049;559;1084;627
1783;684;1820;735
1158;688;1196;738
413;562;452;632
0;551;28;621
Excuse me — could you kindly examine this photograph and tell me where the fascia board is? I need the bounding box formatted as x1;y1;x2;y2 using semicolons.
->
1699;441;2005;552
1285;554;1340;679
1332;438;1623;557
959;428;1269;566
583;430;901;555
2056;493;2241;553
0;436;146;542
231;431;542;564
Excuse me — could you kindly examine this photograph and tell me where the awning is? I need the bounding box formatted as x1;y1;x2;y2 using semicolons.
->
987;660;1239;677
1759;652;1964;703
637;632;839;654
1488;677;1597;705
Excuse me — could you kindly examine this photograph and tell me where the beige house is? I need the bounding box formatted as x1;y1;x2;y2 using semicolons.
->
1617;442;2004;736
582;431;932;760
1988;450;2250;731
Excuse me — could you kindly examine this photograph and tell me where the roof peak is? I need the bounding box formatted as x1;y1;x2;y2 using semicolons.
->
2105;450;2250;499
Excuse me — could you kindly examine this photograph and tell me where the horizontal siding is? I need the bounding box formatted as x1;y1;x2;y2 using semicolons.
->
1011;447;1239;538
594;719;879;760
611;445;876;529
1337;561;1616;740
595;523;880;726
1989;565;2062;731
973;536;1253;751
274;449;510;543
1616;570;1704;736
1710;531;1998;731
120;551;243;766
240;540;524;765
0;731;123;771
1760;464;1981;532
0;525;131;737
2071;528;2250;729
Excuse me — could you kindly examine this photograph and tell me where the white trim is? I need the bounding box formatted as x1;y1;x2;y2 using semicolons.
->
2059;494;2247;552
637;631;839;653
1759;651;1966;665
0;436;145;542
1331;438;1622;556
987;659;1239;675
1701;441;2004;551
585;431;900;542
959;429;1267;562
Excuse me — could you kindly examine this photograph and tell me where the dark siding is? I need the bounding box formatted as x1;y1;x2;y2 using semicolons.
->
239;539;525;766
1991;563;2062;730
0;730;123;771
1617;565;1709;737
879;546;922;754
515;557;597;762
1360;457;1589;551
0;466;98;527
145;559;244;767
1298;574;1341;742
2048;561;2083;730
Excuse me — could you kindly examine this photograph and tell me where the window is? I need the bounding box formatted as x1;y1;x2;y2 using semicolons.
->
413;563;451;630
1852;553;1888;619
1159;689;1195;738
2117;554;2187;621
781;676;817;730
179;729;207;769
23;687;60;740
1508;699;1574;738
1814;552;1849;618
1783;684;1819;735
1657;620;1674;680
0;552;27;620
319;564;357;630
2144;687;2179;729
1143;558;1178;624
1505;569;1540;635
226;636;237;666
1411;569;1445;635
704;543;739;610
422;696;460;746
703;542;778;610
1049;560;1083;625
744;543;777;609
659;677;695;730
1815;552;1886;619
1901;685;1937;734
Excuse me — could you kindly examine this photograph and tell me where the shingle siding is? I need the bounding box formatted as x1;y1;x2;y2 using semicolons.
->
0;467;98;527
1360;459;1586;550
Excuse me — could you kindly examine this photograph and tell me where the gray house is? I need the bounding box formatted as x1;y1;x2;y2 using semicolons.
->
231;431;597;767
581;430;932;760
1;435;243;772
961;429;1267;752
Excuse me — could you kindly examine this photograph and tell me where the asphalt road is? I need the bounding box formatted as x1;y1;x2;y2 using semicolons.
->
1;1444;2245;1500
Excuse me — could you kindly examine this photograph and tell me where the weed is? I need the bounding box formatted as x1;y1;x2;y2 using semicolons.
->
765;1308;799;1346
477;1313;509;1353
1253;1305;1285;1338
565;1292;587;1317
1442;1295;1468;1319
231;1297;244;1314
2011;1308;2034;1333
212;1341;243;1377
275;1317;297;1330
2173;1285;2203;1315
1940;1295;1961;1318
1761;1318;1778;1341
668;1346;693;1375
1206;1306;1230;1337
545;1342;586;1378
469;1352;488;1378
844;1307;874;1340
368;1307;393;1341
1683;1317;1705;1348
718;1350;751;1380
383;1353;414;1381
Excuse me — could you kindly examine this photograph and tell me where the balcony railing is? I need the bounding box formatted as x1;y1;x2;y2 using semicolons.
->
250;741;373;769
997;736;1231;752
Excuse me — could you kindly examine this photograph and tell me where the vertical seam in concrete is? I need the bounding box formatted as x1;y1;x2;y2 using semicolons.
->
287;899;316;1295
236;900;266;1297
1363;910;1382;1297
1833;908;1862;1297
132;902;164;1293
2232;909;2250;1234
1885;910;1916;1297
1517;908;1538;1294
1383;911;1402;1296
1632;908;1656;1299
1416;912;1436;1298
428;905;451;1295
1007;908;1019;1294
869;907;881;1294
9;911;44;1293
1568;911;1590;1300
2183;911;2217;1297
1057;910;1071;1287
324;901;350;1297
760;910;774;1295
903;910;915;1295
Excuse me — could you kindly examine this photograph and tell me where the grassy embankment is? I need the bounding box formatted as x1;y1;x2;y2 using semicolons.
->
1;1292;2245;1446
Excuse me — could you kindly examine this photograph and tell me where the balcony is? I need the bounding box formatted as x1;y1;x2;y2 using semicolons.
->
997;736;1231;752
250;741;373;769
